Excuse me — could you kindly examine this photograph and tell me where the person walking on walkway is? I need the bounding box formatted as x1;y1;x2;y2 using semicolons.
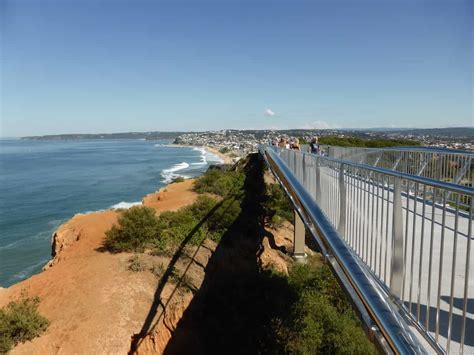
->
310;137;320;154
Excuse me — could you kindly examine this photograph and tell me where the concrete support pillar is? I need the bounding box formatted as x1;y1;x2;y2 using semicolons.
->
293;210;307;262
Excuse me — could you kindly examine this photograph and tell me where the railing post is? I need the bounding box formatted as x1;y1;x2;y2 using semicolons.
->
390;177;404;299
302;153;307;188
315;157;321;202
293;210;307;262
338;163;346;237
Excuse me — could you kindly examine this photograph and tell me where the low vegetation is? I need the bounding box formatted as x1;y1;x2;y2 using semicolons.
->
104;206;159;253
193;168;245;196
104;166;246;255
128;255;147;272
264;183;293;228
171;176;185;183
0;293;49;353
318;135;420;148
276;259;376;354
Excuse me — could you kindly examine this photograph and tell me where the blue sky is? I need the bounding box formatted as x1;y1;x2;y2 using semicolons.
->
1;0;472;136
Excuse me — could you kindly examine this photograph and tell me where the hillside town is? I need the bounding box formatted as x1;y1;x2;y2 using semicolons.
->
173;128;474;154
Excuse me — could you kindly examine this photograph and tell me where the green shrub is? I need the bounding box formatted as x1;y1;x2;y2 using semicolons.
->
219;147;230;154
104;206;160;253
128;255;147;272
193;169;245;197
171;176;185;183
279;261;376;354
150;263;165;277
319;135;419;148
0;293;49;353
264;184;293;227
156;209;209;250
151;195;241;254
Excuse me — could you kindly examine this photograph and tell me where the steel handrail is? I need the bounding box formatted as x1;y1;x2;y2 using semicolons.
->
262;147;430;354
300;151;473;196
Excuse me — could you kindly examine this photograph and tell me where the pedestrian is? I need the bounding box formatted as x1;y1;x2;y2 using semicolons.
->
310;137;320;155
291;138;301;151
278;138;286;148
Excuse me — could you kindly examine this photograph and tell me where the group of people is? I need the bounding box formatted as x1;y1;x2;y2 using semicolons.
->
271;136;323;155
273;137;301;151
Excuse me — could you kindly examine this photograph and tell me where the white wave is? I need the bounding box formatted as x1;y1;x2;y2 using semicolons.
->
162;162;190;173
192;147;207;155
154;143;162;147
205;151;224;164
192;146;224;165
110;201;142;209
161;162;191;183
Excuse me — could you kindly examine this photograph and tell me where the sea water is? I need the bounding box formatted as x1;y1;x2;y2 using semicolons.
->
0;139;222;287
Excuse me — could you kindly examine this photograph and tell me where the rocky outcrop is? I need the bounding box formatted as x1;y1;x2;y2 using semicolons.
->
42;218;82;270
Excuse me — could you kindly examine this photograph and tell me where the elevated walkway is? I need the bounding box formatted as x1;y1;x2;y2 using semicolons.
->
260;145;473;354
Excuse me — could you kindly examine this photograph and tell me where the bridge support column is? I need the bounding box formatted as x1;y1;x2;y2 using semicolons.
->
293;210;307;263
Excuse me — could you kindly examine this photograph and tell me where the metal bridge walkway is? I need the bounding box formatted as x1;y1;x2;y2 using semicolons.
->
260;146;473;354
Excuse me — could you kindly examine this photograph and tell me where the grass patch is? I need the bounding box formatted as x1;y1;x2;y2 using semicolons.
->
150;263;165;277
0;292;49;353
128;254;147;272
171;176;185;183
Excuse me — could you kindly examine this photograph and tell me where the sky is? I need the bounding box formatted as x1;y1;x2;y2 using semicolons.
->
0;0;472;137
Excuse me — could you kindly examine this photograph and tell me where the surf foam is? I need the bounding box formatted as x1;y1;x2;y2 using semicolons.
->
161;162;190;183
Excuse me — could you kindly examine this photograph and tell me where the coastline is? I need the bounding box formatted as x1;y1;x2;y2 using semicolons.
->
1;141;227;288
0;178;201;354
166;143;234;165
0;140;226;291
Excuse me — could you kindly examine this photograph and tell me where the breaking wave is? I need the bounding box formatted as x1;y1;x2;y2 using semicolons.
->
110;201;142;209
161;162;190;183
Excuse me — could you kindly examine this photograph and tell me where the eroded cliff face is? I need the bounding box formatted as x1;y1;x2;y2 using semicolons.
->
131;221;306;355
132;238;217;354
0;179;200;355
42;218;83;270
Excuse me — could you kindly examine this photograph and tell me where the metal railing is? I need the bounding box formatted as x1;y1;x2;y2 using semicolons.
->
327;146;473;187
261;145;473;354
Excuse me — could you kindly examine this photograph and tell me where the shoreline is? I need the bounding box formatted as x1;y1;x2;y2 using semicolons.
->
165;143;234;165
0;143;227;289
0;178;202;353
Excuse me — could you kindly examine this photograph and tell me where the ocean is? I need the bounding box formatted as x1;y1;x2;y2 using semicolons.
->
0;139;222;287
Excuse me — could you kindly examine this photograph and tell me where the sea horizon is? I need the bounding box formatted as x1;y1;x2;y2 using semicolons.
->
0;138;223;287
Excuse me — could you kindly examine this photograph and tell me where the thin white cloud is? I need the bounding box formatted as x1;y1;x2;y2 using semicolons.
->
264;108;276;117
300;120;340;129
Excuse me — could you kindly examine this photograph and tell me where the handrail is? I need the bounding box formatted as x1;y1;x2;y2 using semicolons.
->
304;153;473;196
262;145;473;354
262;147;430;354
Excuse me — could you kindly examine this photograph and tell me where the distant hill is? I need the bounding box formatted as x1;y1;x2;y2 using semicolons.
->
366;127;474;138
22;131;186;140
21;127;473;141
